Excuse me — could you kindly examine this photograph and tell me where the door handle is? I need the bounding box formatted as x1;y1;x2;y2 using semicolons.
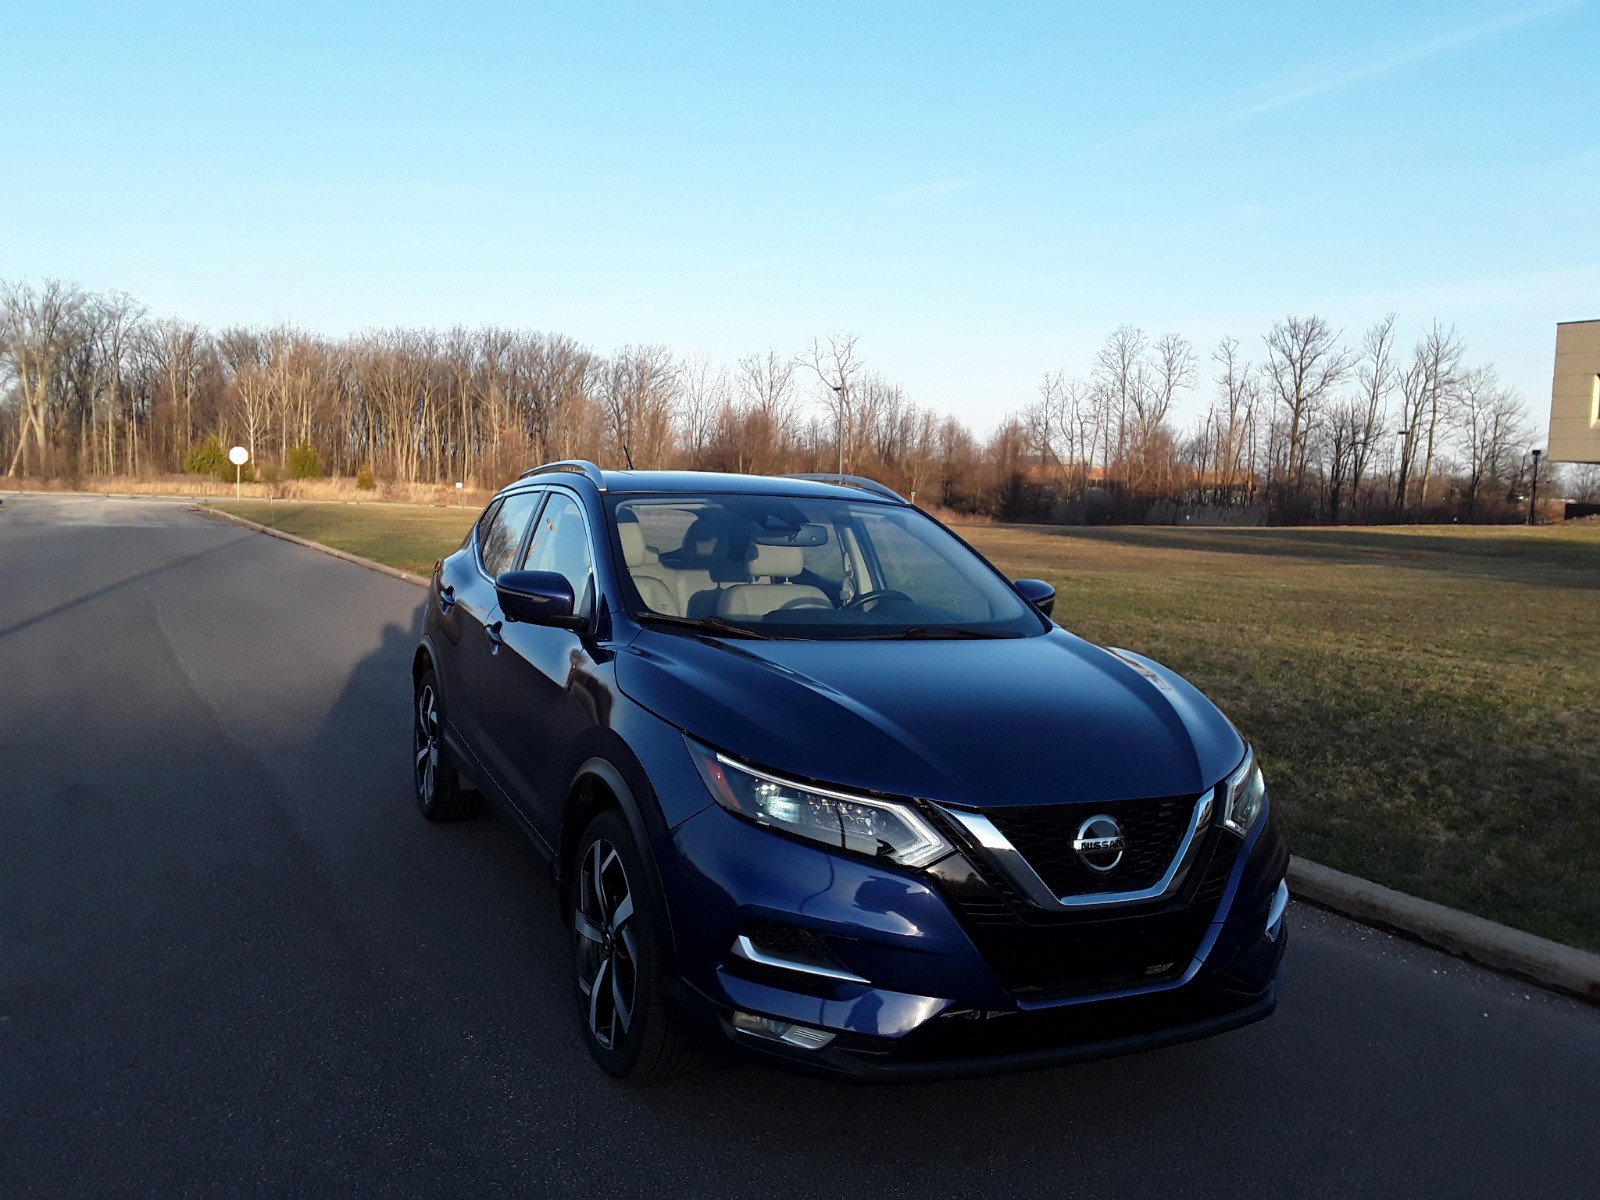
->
438;584;455;614
486;620;503;653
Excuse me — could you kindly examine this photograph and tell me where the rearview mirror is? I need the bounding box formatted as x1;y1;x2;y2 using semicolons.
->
1013;578;1056;618
496;570;586;631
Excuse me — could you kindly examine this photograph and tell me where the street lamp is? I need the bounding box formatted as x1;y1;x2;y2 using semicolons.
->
1528;447;1543;525
831;382;846;475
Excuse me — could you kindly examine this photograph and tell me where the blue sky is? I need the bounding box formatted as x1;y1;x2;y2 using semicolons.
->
4;1;1595;433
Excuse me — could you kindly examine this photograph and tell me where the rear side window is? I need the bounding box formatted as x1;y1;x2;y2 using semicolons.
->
478;490;544;578
472;498;504;550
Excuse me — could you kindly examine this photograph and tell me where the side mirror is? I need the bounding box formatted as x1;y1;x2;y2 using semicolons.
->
1013;578;1056;618
496;570;586;631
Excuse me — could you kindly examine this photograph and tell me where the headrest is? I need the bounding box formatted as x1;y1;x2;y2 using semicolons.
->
745;542;804;579
681;514;730;556
618;521;648;568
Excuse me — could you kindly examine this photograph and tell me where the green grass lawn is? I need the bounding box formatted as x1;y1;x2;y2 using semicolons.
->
214;499;475;575
212;500;1600;951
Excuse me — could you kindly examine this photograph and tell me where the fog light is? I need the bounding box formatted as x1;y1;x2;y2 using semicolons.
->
731;1011;836;1051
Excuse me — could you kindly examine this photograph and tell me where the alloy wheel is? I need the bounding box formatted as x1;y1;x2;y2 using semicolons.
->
414;683;440;803
574;839;639;1050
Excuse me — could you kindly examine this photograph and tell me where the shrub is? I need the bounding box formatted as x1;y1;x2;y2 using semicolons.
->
355;464;377;490
185;436;227;478
287;442;322;479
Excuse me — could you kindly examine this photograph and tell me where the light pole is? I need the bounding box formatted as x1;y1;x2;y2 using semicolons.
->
831;382;846;475
1528;448;1543;525
1394;429;1411;515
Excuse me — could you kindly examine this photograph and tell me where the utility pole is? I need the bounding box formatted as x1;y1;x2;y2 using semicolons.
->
1528;448;1543;525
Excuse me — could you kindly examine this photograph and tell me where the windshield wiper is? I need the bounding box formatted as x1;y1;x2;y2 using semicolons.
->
635;612;777;640
846;625;1018;640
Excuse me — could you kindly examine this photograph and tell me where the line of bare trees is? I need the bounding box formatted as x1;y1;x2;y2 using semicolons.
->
1;277;1553;523
1012;314;1544;523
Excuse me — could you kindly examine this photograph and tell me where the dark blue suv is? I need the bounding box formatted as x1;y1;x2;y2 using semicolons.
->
413;461;1288;1080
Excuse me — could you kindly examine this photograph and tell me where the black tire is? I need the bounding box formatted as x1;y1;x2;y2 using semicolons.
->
570;809;699;1081
413;668;482;821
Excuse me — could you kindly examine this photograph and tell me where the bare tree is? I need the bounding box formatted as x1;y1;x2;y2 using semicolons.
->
1349;314;1397;514
1324;399;1367;521
1452;365;1529;517
800;333;862;474
149;319;211;461
1414;321;1464;508
2;280;86;476
1263;315;1353;499
1206;337;1260;506
1092;325;1148;483
600;345;677;469
676;354;726;466
1134;332;1194;490
735;349;798;473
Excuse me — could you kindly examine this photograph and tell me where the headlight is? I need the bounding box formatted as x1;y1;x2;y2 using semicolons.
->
1221;748;1268;836
690;741;951;868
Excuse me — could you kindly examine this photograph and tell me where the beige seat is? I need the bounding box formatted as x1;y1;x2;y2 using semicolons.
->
618;522;680;615
717;544;832;619
662;514;746;617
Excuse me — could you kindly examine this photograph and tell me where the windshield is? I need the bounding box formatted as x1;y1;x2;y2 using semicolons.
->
607;493;1046;640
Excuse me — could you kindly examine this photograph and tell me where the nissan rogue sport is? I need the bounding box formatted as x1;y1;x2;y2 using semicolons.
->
412;461;1288;1080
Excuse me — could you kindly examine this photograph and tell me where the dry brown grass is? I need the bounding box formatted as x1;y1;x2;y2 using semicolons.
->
2;474;493;508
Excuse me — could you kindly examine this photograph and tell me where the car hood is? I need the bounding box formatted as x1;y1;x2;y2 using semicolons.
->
615;627;1245;809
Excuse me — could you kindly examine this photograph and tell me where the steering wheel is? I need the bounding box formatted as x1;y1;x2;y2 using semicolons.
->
844;588;913;611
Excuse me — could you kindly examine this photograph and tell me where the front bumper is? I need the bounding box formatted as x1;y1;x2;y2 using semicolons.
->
717;969;1280;1082
657;790;1289;1080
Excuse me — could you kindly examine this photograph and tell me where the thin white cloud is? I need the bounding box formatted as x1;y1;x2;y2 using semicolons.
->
879;178;977;206
1101;0;1580;148
1224;0;1579;124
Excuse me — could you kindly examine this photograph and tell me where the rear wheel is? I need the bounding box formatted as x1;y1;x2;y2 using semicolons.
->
413;669;481;821
571;809;699;1081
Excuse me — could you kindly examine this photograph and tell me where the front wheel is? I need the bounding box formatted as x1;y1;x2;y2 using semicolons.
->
413;669;481;821
570;809;699;1081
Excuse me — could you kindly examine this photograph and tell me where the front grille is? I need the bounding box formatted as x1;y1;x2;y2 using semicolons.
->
968;907;1206;1000
985;793;1198;897
943;825;1239;1002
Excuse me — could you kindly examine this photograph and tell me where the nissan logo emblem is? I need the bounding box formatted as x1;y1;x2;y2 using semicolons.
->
1073;814;1125;873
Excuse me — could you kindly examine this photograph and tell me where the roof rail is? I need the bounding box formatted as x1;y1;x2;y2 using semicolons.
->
782;473;906;503
519;460;607;490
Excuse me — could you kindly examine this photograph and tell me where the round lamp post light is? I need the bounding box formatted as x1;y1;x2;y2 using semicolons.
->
228;445;249;499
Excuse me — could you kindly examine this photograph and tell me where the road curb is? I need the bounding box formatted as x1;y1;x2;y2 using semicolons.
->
195;505;431;588
197;501;1600;1006
1287;857;1600;1003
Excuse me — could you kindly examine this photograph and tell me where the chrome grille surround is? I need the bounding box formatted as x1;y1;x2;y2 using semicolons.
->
936;788;1216;912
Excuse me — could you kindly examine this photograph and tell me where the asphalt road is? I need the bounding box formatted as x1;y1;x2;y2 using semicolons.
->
2;493;1596;1200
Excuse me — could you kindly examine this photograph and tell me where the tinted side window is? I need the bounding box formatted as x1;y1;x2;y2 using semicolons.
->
473;498;504;549
479;490;544;578
521;493;595;616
